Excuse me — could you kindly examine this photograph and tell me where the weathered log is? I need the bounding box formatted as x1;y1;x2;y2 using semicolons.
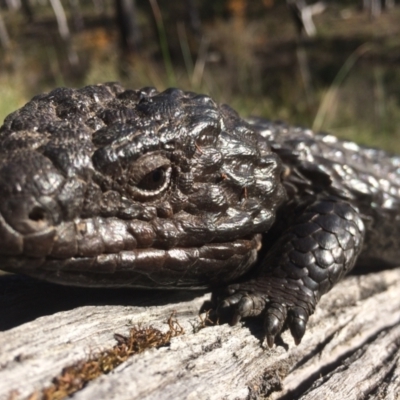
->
0;268;399;400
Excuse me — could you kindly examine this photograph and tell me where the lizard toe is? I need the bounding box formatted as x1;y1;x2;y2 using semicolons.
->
264;303;287;348
288;307;309;345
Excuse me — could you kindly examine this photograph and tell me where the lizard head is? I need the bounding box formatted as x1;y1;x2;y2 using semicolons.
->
0;84;285;288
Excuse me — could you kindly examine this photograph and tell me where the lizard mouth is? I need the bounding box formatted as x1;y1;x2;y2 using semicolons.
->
0;210;262;288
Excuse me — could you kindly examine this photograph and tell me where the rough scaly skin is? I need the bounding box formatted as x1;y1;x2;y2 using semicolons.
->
0;83;399;346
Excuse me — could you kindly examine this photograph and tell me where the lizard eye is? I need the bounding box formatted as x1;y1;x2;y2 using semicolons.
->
136;165;171;192
128;154;172;198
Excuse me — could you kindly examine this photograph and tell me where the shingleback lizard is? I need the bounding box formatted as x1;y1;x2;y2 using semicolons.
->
0;83;399;347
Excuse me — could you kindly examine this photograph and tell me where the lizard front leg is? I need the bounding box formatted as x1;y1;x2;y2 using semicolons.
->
217;196;365;347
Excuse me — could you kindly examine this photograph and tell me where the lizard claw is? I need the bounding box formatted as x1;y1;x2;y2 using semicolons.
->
263;303;287;347
216;277;315;347
231;311;242;325
288;307;308;345
216;293;253;324
264;314;282;348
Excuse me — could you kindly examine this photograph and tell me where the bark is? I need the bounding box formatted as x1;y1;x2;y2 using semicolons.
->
286;0;326;37
0;268;399;400
48;0;79;66
49;0;70;41
69;0;84;32
115;0;141;53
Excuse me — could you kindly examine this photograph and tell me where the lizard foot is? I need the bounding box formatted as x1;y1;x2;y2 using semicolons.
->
216;277;316;347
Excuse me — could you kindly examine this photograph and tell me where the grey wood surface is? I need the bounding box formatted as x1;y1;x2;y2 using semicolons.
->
0;269;400;400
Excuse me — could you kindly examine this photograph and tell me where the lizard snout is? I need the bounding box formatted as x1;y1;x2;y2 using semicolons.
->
1;195;57;235
0;150;64;257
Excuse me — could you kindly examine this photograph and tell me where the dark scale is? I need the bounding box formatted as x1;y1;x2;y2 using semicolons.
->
0;83;399;347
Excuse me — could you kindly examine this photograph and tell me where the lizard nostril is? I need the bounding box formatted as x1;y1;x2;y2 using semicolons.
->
0;197;57;235
28;206;47;222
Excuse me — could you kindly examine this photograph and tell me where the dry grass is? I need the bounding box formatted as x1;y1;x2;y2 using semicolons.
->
25;314;184;400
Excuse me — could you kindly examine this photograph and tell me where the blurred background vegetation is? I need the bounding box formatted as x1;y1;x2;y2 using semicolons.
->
0;0;399;151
